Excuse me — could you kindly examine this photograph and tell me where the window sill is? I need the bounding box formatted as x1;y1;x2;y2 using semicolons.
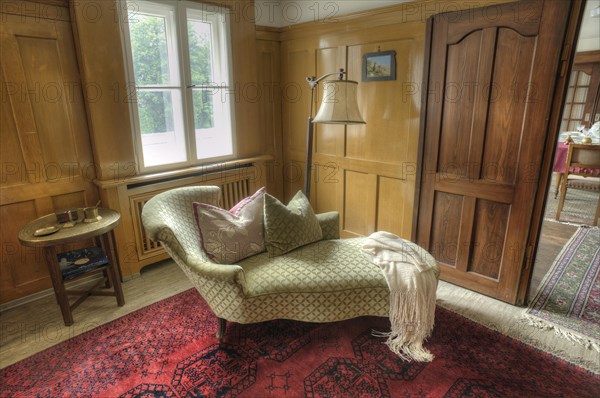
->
94;155;273;189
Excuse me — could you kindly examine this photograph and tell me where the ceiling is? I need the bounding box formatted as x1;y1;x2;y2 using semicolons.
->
578;0;600;51
255;0;599;52
254;0;407;27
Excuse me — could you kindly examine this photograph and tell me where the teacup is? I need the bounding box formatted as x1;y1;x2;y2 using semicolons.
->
84;207;100;222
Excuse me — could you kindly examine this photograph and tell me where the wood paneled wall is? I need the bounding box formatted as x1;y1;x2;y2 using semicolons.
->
256;27;284;199
276;0;512;239
1;1;99;303
279;7;425;239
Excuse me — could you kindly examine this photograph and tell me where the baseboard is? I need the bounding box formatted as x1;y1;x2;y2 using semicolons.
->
0;274;104;313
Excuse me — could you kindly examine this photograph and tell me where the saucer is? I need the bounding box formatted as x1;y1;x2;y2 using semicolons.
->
34;226;60;236
74;258;90;265
83;215;103;223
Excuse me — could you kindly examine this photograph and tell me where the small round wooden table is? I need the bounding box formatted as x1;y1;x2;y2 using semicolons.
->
18;208;125;325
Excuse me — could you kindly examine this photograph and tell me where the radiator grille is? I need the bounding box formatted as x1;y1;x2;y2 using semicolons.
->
133;196;162;256
219;178;251;209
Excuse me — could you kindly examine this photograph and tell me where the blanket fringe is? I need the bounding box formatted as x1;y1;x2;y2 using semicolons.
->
374;286;437;362
521;313;600;353
362;232;438;362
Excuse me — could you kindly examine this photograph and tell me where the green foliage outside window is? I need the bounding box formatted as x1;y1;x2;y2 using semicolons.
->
188;20;215;130
130;15;215;134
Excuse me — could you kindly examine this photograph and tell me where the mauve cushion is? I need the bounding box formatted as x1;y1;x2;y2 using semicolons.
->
193;187;266;264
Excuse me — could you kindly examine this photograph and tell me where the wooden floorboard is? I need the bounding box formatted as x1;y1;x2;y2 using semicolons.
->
528;220;578;303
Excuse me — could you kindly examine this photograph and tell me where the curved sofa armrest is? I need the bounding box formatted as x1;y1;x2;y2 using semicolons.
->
142;186;220;242
186;255;246;285
317;211;339;240
142;186;246;286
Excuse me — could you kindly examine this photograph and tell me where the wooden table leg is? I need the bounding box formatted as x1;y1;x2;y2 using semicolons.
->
95;236;112;288
554;172;563;199
44;246;73;326
102;231;125;306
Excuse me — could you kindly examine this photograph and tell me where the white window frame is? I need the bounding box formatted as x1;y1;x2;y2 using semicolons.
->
120;0;237;173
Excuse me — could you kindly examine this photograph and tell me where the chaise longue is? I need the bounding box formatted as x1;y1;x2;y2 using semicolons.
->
142;186;439;339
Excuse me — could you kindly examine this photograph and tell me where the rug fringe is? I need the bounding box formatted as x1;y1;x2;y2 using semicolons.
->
520;313;600;353
436;298;600;374
544;217;589;228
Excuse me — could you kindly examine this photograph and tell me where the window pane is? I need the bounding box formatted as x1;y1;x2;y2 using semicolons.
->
577;71;591;86
192;89;214;129
562;104;571;122
187;19;214;85
129;13;173;85
574;87;588;103
565;87;574;102
570;104;584;120
137;90;187;167
559;120;566;132
195;89;233;159
569;71;576;86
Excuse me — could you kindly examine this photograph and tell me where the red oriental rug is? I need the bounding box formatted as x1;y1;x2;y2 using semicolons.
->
1;289;598;397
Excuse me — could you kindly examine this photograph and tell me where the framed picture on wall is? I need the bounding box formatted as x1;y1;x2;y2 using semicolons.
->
362;50;396;82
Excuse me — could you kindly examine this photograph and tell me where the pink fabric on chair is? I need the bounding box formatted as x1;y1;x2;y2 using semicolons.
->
553;142;600;176
553;143;569;173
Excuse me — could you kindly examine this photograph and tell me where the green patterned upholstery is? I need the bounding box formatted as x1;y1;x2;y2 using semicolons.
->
142;186;434;325
316;212;340;240
240;239;385;296
264;191;322;256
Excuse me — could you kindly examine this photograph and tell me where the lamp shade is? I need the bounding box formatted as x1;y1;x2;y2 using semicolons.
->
313;80;366;124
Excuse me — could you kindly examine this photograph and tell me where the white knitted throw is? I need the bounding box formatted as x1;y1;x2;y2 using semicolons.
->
362;231;438;362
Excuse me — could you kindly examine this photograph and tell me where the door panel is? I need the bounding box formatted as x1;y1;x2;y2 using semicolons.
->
429;192;462;267
468;200;509;279
438;30;486;178
416;0;571;303
482;29;537;184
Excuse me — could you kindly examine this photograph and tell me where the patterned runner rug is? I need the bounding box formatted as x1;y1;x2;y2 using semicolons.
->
2;289;599;397
544;186;599;225
524;226;600;351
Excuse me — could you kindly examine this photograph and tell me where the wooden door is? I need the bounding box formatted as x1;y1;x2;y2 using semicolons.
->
416;0;572;304
1;6;99;303
560;51;600;131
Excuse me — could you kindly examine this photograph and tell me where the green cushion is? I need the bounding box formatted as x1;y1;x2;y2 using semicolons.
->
264;191;323;256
